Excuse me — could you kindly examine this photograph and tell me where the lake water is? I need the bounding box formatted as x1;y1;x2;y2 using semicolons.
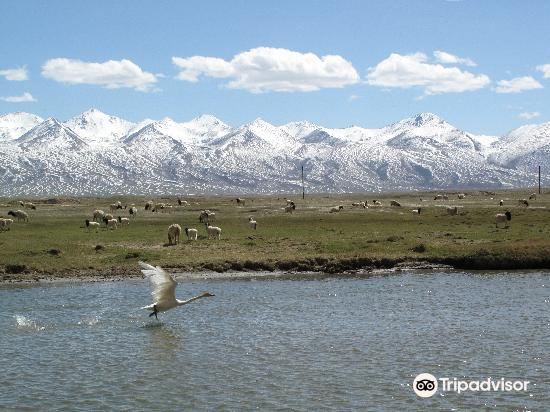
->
0;271;548;410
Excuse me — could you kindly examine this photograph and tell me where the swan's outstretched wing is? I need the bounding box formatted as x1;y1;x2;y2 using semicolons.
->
139;261;177;306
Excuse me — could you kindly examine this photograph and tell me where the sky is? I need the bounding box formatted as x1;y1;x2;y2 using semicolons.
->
1;0;549;135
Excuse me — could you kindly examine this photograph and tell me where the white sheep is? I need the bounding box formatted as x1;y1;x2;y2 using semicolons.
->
457;193;466;199
118;216;130;226
185;227;198;240
93;209;105;222
103;214;114;224
168;223;182;245
129;206;138;218
495;211;512;228
248;216;257;230
529;193;537;200
106;218;118;230
411;207;422;214
283;204;296;213
145;200;154;211
205;223;222;240
499;200;504;207
235;198;246;206
390;200;401;207
109;201;123;211
0;218;14;231
199;210;215;223
85;219;100;232
351;201;367;208
329;205;344;213
434;194;449;200
23;201;36;209
8;210;29;222
371;200;382;206
177;197;189;206
446;206;458;216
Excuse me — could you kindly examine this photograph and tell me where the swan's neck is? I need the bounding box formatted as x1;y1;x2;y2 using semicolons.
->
177;294;208;306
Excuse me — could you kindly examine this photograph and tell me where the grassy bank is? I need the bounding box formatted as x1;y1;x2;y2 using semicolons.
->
1;189;549;282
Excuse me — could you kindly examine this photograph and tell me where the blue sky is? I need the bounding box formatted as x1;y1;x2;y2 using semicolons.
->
1;0;549;135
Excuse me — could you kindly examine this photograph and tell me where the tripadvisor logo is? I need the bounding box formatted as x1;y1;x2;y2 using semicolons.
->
413;373;530;398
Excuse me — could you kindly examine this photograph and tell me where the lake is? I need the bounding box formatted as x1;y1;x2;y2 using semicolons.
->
0;270;548;410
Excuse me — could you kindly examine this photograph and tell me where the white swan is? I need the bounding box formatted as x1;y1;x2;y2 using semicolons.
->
139;261;215;319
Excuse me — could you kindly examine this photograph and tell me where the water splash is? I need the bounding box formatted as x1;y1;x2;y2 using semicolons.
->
78;316;100;326
14;314;45;331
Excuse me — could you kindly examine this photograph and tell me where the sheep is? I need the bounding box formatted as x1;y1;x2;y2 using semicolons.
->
248;216;257;230
529;193;537;200
446;206;458;216
177;197;189;206
199;210;215;223
129;206;138;218
118;216;130;226
167;223;182;245
236;198;246;206
434;194;449;201
205;223;222;240
8;210;29;222
18;200;24;206
85;219;100;232
517;199;529;207
499;200;504;207
495;211;512;228
23;202;36;209
390;200;401;207
329;205;344;213
102;214;114;224
106;218;118;230
457;193;466;200
185;227;198;240
93;209;105;222
371;200;382;206
145;201;154;211
283;204;295;214
411;207;422;214
0;218;14;231
351;201;367;208
109;201;123;211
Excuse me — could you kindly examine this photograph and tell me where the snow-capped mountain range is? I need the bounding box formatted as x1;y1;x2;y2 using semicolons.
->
0;108;548;196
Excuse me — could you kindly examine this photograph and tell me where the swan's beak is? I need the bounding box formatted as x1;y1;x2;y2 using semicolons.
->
203;292;215;297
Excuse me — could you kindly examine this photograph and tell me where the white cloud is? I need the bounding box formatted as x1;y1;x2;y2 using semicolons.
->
433;50;476;67
0;66;28;81
495;76;543;93
172;47;360;92
0;92;36;102
519;111;540;120
41;58;158;91
366;52;490;95
536;64;550;78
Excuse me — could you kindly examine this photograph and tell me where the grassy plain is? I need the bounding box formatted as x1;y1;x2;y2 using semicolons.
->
1;189;549;282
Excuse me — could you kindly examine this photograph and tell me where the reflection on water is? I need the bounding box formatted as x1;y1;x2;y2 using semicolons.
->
0;271;549;410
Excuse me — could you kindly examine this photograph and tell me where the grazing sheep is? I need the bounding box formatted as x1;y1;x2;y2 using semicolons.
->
185;227;198;240
129;206;138;218
329;205;344;213
18;200;24;206
205;223;222;240
235;198;246;206
177;198;189;206
8;210;29;222
457;193;466;200
167;223;182;245
529;193;537;200
434;194;449;201
352;201;367;208
199;210;215;223
106;218;118;230
446;206;458;216
109;201;124;211
93;209;105;222
411;208;422;214
390;200;401;207
23;202;36;209
145;201;154;211
248;216;257;230
85;219;100;232
102;214;114;224
118;216;130;225
495;211;512;228
0;218;14;231
517;199;529;207
371;200;382;206
499;200;504;207
283;204;295;214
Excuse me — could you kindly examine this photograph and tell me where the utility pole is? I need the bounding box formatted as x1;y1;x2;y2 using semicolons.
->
539;165;541;195
302;165;305;200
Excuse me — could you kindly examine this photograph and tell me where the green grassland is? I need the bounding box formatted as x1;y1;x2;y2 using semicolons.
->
1;189;549;281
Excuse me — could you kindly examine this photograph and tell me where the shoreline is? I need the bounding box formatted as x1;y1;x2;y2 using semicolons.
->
2;255;550;284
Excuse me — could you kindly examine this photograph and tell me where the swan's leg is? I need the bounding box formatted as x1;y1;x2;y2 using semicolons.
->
149;305;158;320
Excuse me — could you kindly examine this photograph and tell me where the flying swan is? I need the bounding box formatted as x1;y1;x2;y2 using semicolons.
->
139;261;215;319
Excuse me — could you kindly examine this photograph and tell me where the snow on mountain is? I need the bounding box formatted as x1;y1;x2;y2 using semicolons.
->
63;108;135;147
0;110;546;195
0;112;43;141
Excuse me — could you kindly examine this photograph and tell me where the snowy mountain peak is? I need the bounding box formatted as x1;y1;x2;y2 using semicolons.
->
0;112;44;141
16;117;87;150
64;108;135;147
